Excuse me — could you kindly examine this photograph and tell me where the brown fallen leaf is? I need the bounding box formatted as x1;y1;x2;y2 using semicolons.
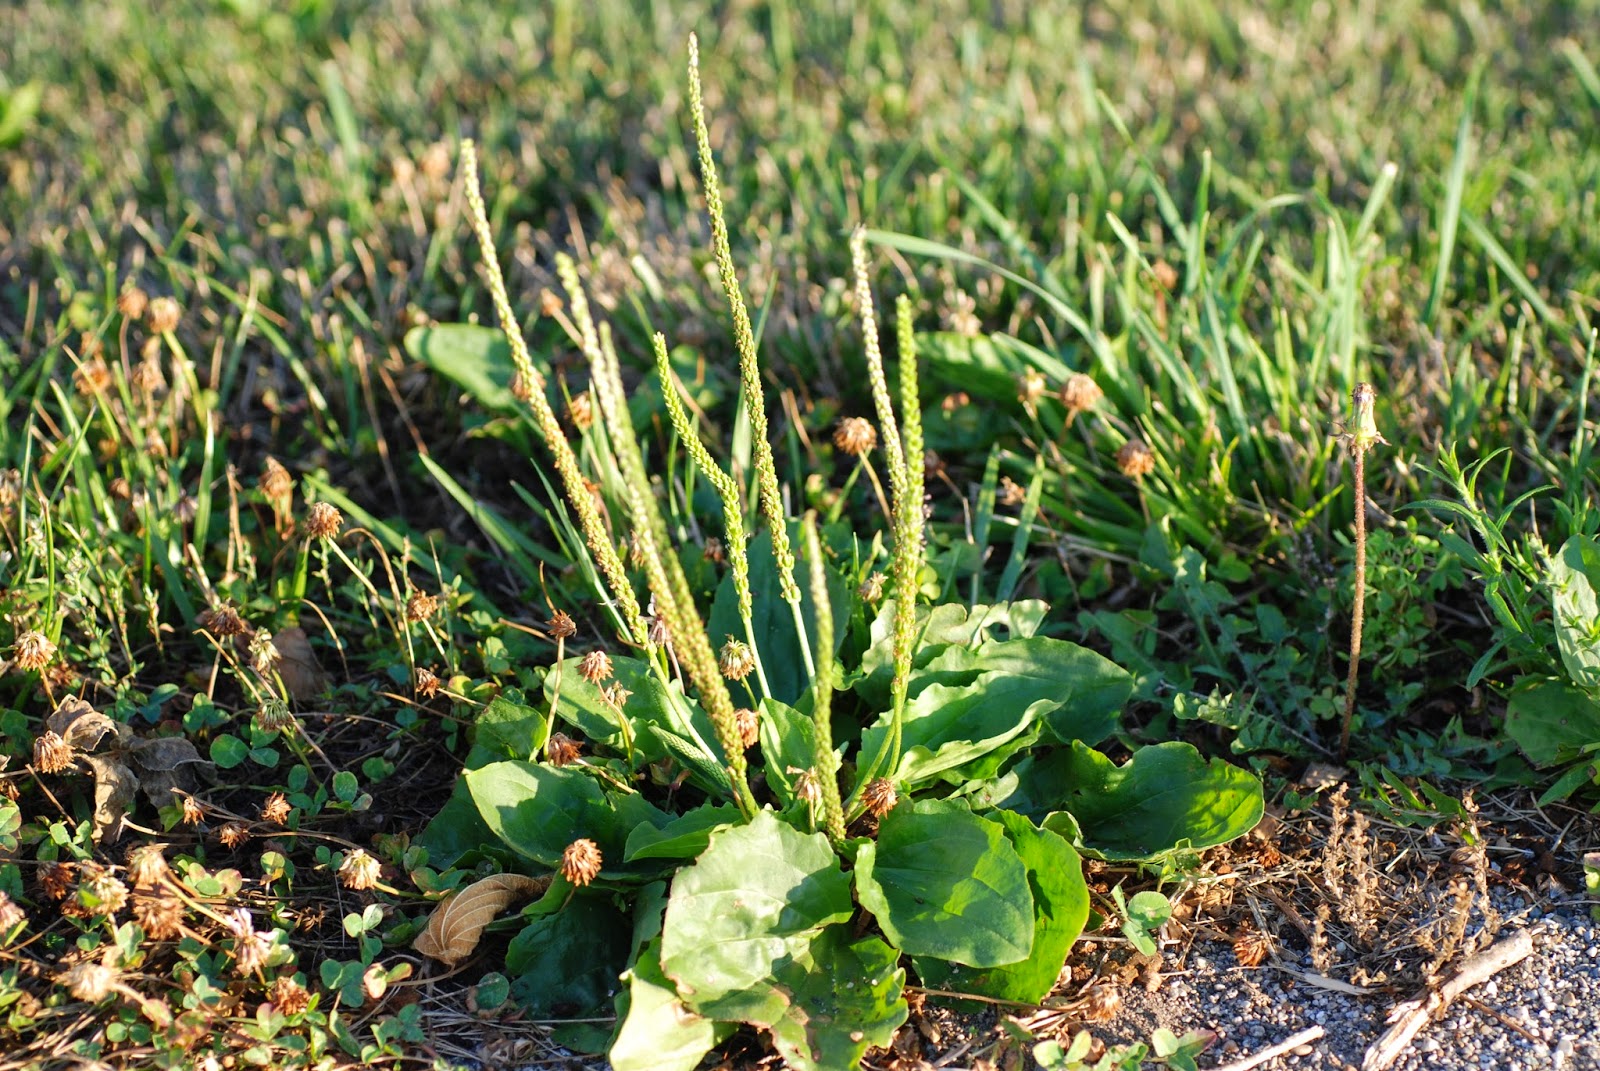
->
47;697;116;753
414;873;550;966
82;754;136;846
272;627;327;700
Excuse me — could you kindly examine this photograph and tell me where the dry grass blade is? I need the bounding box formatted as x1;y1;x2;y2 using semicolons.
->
414;874;551;966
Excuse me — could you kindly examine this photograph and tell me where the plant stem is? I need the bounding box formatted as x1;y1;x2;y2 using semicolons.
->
1340;382;1384;758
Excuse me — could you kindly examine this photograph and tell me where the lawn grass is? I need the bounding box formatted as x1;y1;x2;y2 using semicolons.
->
2;1;1598;1066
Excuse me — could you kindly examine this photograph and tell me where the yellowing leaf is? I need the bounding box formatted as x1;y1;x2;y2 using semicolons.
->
413;874;549;965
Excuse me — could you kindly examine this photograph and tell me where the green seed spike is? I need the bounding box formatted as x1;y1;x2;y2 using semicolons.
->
803;512;847;847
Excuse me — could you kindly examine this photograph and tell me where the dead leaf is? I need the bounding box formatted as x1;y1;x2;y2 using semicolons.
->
413;874;549;966
82;754;136;846
126;735;214;808
272;628;327;700
47;698;115;753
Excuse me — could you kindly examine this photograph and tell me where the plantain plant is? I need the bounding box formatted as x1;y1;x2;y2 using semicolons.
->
408;36;1263;1070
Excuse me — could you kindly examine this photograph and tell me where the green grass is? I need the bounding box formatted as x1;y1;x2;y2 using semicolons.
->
2;0;1599;1066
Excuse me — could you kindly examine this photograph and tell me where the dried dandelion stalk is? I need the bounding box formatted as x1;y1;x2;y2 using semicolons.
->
1340;382;1385;757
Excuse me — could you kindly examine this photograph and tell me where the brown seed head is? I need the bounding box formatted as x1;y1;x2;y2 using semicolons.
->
1079;983;1122;1023
793;769;823;808
577;649;613;684
130;355;165;395
33;730;73;774
180;796;204;826
40;862;77;900
560;839;603;887
858;572;886;603
647;614;670;647
260;457;293;507
833;416;878;457
1059;373;1103;415
78;867;129;917
414;667;441;698
1231;925;1272;968
1115;439;1156;479
405;591;440;622
419;141;451;181
261;792;292;826
718;637;756;682
73;357;113;396
132;891;185;940
13;630;56;672
546;733;583;767
338;849;381;891
734;707;759;749
255;699;295;733
303;501;343;541
997;476;1026;508
248;630;281;675
0;891;27;935
268;975;310;1016
197;604;247;638
510;368;543;402
60;961;120;1003
603;682;633;709
217;822;251;849
567;392;594;430
702;536;726;564
224;908;273;975
109;476;132;500
145;296;182;335
861;778;898;818
125;846;170;889
117;286;149;321
547;610;577;640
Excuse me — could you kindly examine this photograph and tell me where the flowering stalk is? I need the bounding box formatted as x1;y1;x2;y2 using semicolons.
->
458;141;648;649
803;513;847;847
1340;382;1386;758
687;33;813;682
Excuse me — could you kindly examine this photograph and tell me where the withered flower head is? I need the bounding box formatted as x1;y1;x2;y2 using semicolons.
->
338;848;381;891
997;476;1026;508
224;907;273;976
560;839;603;888
256;699;295;734
861;778;899;818
857;572;886;603
248;630;281;675
217;822;251;849
303;501;343;541
132;892;184;940
268;975;310;1015
77;866;129;917
577;649;613;684
793;768;823;808
414;667;441;698
131;355;165;395
647;614;670;648
603;682;632;709
734;707;759;749
832;416;877;457
60;961;120;1003
404;591;439;622
547;610;577;640
40;861;77;900
125;845;170;889
718;638;756;682
109;476;132;501
1059;373;1103;415
1231;924;1273;968
0;891;27;936
1115;439;1156;480
180;796;204;826
260;457;293;507
1017;369;1048;405
702;536;726;564
261;792;292;826
197;604;247;638
13;630;56;672
145;296;182;335
117;286;149;321
546;733;583;767
1079;984;1122;1023
567;392;594;431
73;357;113;396
32;730;73;774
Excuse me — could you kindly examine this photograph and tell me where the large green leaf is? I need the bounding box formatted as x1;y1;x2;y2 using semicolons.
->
659;811;908;1069
913;809;1089;1003
854;600;1049;703
466;761;666;876
412;776;498;871
506;892;632;1016
624;805;741;863
1549;536;1600;691
404;323;525;412
757;698;822;806
706;529;850;706
1037;742;1263;861
1505;677;1600;766
473;694;547;760
545;655;723;775
611;941;730;1071
855;807;1034;968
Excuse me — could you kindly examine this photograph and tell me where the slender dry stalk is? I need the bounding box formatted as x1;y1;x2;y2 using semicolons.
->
1340;382;1386;758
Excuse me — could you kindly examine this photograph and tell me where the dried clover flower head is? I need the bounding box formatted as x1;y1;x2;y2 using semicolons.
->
338;849;381;891
76;866;129;917
647;614;670;648
303;501;343;541
414;667;441;698
858;572;886;603
1059;373;1103;416
1017;368;1048;405
248;630;281;675
997;476;1026;508
260;457;293;508
1231;924;1272;967
793;768;823;808
567;392;594;430
560;839;603;887
547;610;577;640
734;707;759;749
268;975;310;1015
217;822;251;849
197;604;247;638
546;733;583;767
832;416;877;457
180;796;204;826
224;908;272;976
132;891;184;940
702;536;726;564
32;730;73;774
603;682;632;709
1115;439;1156;479
61;961;120;1003
117;286;149;320
73;357;113;396
13;630;56;672
145;296;182;335
404;591;440;622
40;861;76;900
0;891;27;935
718;637;756;682
261;792;292;826
256;698;294;733
1079;984;1122;1023
577;649;613;684
125;845;170;889
131;355;165;395
861;778;898;818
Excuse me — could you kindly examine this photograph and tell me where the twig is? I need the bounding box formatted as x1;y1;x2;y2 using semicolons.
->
1210;1025;1325;1071
1362;930;1535;1071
